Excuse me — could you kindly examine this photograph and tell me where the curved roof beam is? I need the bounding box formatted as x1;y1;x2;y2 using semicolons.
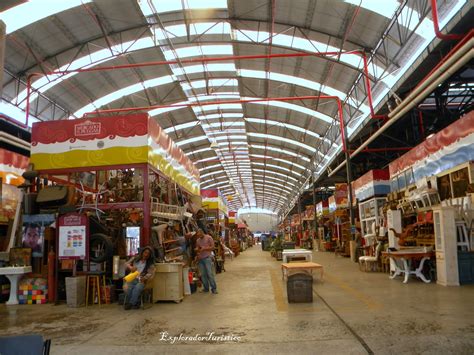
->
253;180;293;193
138;0;227;15
254;189;291;200
249;154;306;171
254;186;292;197
254;195;287;206
204;165;304;185
17;42;365;112
71;80;335;124
175;131;320;164
0;0;92;34
168;114;331;147
249;145;311;162
253;174;297;188
185;142;313;165
195;158;307;184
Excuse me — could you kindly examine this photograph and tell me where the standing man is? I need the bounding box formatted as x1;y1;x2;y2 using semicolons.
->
195;229;218;294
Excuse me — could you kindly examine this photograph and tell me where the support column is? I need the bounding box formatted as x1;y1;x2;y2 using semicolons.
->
312;175;318;250
342;123;356;235
0;21;6;99
296;194;302;246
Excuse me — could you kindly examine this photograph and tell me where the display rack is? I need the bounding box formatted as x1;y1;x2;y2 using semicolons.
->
359;197;386;237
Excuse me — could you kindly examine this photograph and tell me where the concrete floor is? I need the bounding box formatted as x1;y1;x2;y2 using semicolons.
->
1;246;474;354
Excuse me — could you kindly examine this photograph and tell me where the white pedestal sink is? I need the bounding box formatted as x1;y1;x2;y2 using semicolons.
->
0;266;32;305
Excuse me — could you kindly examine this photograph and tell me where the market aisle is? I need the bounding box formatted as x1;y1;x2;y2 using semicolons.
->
1;246;473;354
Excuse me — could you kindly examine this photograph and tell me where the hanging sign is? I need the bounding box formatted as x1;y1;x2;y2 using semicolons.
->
57;213;88;260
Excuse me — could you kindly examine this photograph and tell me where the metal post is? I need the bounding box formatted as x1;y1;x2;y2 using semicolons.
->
296;193;302;247
342;122;356;234
312;174;318;250
0;21;6;99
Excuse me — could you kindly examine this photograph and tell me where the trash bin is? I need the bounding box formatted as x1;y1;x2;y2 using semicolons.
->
287;273;313;303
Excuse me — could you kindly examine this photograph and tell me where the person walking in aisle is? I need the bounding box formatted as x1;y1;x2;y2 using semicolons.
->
195;229;218;294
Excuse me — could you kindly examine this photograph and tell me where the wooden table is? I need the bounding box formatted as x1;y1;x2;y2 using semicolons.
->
382;250;434;284
282;249;313;263
281;262;324;281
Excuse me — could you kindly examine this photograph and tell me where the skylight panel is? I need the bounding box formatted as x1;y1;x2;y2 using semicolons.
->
175;135;208;147
215;135;247;141
198;113;243;120
201;181;230;189
196;156;219;164
16;37;156;106
243;97;332;124
249;155;306;170
254;190;288;199
200;175;227;184
172;63;236;76
138;0;227;15
199;164;222;172
244;118;331;145
164;121;200;133
248;133;316;153
250;145;311;162
253;180;293;192
200;170;226;179
207;129;247;135
163;45;233;61
253;168;299;182
216;142;248;147
251;162;301;176
202;122;245;129
73;75;174;117
188;94;240;102
182;79;238;91
0;101;39;127
0;0;92;34
233;29;384;78
253;174;297;187
153;22;231;41
197;103;243;112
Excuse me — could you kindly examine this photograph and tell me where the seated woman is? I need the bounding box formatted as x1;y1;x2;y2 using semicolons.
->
124;246;155;310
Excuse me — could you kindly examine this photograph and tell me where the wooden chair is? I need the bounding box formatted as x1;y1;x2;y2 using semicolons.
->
359;241;383;272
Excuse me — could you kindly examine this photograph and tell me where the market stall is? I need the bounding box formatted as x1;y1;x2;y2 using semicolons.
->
386;110;474;285
28;113;200;303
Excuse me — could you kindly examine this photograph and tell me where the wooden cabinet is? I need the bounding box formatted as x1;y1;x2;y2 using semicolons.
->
153;263;184;302
359;197;386;236
433;206;459;286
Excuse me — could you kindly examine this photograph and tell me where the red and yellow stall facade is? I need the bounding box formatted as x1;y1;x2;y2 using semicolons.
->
30;113;200;244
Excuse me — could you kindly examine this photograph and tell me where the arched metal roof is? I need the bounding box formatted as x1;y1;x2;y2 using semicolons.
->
0;0;469;214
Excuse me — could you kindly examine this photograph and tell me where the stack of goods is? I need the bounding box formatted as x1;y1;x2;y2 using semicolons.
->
100;285;116;304
18;278;48;304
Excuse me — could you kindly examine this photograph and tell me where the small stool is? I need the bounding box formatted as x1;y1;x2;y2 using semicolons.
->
86;273;106;306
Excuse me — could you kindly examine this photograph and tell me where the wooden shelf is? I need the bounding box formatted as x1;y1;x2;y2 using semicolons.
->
165;247;181;253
